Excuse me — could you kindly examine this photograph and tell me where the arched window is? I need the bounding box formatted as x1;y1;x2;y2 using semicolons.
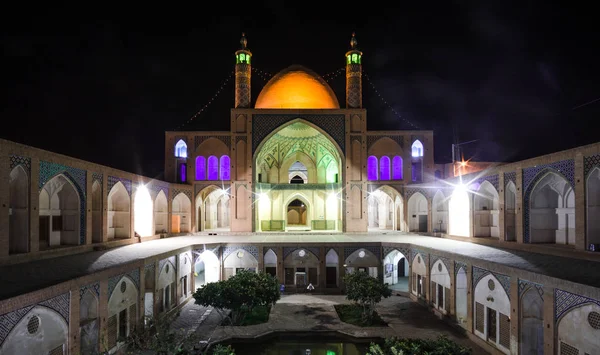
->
207;156;218;180
411;140;424;157
219;155;231;180
195;156;206;180
379;156;391;181
367;156;378;181
175;140;187;158
392;156;403;180
290;175;304;184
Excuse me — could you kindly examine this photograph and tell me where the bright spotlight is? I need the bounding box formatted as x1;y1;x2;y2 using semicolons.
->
449;184;470;237
134;185;153;237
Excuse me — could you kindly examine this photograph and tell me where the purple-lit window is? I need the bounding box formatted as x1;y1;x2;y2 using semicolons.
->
392;156;403;180
367;156;378;181
179;163;187;183
196;156;206;180
379;156;390;180
207;156;218;180
220;155;231;180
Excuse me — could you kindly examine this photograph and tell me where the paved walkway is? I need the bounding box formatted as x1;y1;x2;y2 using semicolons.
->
198;294;489;354
2;232;599;301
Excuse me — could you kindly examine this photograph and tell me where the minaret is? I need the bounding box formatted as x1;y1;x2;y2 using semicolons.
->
235;33;252;108
345;32;363;108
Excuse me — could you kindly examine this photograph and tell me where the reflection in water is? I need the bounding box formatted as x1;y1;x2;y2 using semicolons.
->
219;332;380;355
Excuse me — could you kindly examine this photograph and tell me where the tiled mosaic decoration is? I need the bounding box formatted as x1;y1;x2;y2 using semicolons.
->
9;155;31;174
0;292;70;347
223;245;259;261
522;159;575;243
195;135;231;151
79;283;100;300
367;135;404;151
92;172;103;185
159;256;177;274
147;182;169;200
107;175;132;196
584;154;600;177
504;172;516;188
108;268;140;297
344;246;381;260
144;262;155;278
473;266;510;300
555;289;600;322
252;114;346;154
430;255;451;273
171;188;192;202
382;246;410;261
39;161;87;245
410;248;429;264
283;247;320;260
263;247;278;256
518;279;543;300
405;187;430;201
454;261;468;276
471;174;499;191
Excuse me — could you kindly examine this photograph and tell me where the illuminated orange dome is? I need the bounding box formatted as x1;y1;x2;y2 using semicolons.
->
255;65;340;109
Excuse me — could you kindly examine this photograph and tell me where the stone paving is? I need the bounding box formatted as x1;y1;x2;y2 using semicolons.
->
196;294;489;354
1;232;600;301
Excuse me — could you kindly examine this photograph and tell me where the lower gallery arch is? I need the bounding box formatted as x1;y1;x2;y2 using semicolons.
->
9;165;29;254
0;306;68;355
172;192;191;233
449;184;471;237
39;173;81;247
157;261;176;312
519;286;543;355
107;276;138;351
407;192;428;233
325;249;339;288
432;190;448;234
107;181;130;239
345;248;379;277
455;267;468;327
411;253;426;298
586;167;600;249
80;290;99;354
430;260;451;314
263;249;277;278
223;248;258;279
283;248;320;290
557;303;600;355
473;274;511;353
194;250;220;287
529;171;574;244
383;249;408;292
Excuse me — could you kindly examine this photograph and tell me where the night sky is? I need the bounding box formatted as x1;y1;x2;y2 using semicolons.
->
2;3;598;178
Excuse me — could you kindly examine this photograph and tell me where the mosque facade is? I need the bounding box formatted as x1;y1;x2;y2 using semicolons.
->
0;34;598;355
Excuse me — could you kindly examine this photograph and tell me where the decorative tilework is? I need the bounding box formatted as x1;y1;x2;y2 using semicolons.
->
518;279;543;300
367;135;404;151
195;135;231;151
252;114;346;154
522;159;575;243
79;283;100;300
555;289;600;322
39;161;87;245
108;268;140;297
92;172;103;185
9;155;31;173
0;305;34;347
584;154;600;177
473;266;510;300
147;182;169;200
223;245;259;261
107;175;132;196
430;255;451;273
307;247;321;259
454;261;467;276
193;246;220;263
504;172;516;188
410;249;429;264
471;174;499;191
159;256;177;274
171;188;193;202
405;187;430;200
382;246;410;260
343;246;381;260
39;292;70;324
144;263;155;279
235;136;246;145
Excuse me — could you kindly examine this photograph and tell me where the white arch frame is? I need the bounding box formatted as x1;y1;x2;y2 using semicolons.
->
473;181;500;238
107;181;130;239
172;192;192;233
223;248;259;278
39;173;82;246
411;139;424;157
284;193;311;230
407;192;428;233
383;249;408;286
174;139;187;158
473;274;510;353
432;190;448;234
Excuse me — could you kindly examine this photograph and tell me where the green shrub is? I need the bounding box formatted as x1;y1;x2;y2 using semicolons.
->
366;335;472;355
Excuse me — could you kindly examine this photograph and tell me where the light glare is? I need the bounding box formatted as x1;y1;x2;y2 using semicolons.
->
134;185;153;237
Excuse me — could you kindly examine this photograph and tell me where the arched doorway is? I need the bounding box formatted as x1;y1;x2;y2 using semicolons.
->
289;161;308;183
80;290;99;354
39;173;81;247
283;248;320;291
344;248;379;277
172;193;191;233
520;286;543;354
134;185;153;237
194;250;220;287
107;276;138;351
455;267;468;328
529;172;574;244
154;190;168;234
107;181;130;239
383;249;408;292
223;249;258;279
408;192;428;233
367;187;399;231
286;198;309;231
586;167;600;250
474;274;511;353
9;165;29;254
411;253;426;298
325;249;339;288
432;190;448;234
430;259;451;314
264;249;277;277
196;186;230;232
473;181;500;238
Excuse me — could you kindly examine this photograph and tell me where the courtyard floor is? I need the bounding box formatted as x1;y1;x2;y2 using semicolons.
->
2;231;599;301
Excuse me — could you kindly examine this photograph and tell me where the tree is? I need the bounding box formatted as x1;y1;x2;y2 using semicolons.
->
366;335;472;355
343;271;392;321
193;270;280;325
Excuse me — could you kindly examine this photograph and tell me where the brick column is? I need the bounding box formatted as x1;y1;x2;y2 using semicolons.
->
338;246;346;292
543;286;555;355
319;246;326;289
574;153;586;250
0;151;9;257
276;247;284;286
509;278;519;355
98;279;109;354
498;172;506;242
102;170;108;242
69;289;81;355
257;246;264;273
515;166;524;244
30;157;40;252
86;171;93;245
449;261;456;317
427;197;433;234
167;189;173;235
425;253;431;303
466;265;474;332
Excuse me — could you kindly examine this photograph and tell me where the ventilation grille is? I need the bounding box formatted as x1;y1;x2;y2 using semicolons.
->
475;302;484;333
560;342;579;355
499;312;510;349
588;311;600;329
107;315;118;349
445;287;451;313
48;344;64;355
128;303;137;334
27;315;40;334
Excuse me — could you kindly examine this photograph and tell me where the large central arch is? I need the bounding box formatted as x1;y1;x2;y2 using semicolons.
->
254;119;343;232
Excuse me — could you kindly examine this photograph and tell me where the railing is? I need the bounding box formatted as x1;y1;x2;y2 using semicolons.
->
255;183;342;191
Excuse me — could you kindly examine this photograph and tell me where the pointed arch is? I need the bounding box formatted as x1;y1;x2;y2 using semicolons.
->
107;181;130;239
284;193;312;229
223;248;259;278
408;192;428;232
557;302;600;355
474;181;500;238
456;267;468;327
174;139;187;158
172;192;191;233
430;259;451;313
411;252;427;298
263;248;277;278
195;156;206;180
9;165;29;254
529;171;574;244
474;274;510;351
107;275;138;349
367;155;378;180
219;155;231;180
207;155;219;180
154;190;168;234
80;289;99;354
432;190;448;233
392;155;403;180
520;286;543;354
411;139;424;157
195;250;220;285
39;173;81;247
134;185;153;237
383;249;408;289
379;156;391;181
505;181;517;241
